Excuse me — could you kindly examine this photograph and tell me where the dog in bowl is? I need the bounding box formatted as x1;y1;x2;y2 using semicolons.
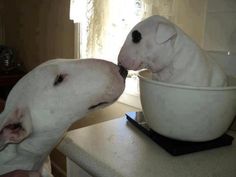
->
118;15;228;87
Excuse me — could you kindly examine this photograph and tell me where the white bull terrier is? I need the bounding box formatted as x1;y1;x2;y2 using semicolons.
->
118;15;227;87
0;58;127;176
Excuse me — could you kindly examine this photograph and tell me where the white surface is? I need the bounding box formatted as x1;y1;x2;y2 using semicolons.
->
67;158;92;177
58;118;236;177
138;70;236;141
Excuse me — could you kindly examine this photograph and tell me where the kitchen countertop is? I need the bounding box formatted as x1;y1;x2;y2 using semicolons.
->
58;117;236;177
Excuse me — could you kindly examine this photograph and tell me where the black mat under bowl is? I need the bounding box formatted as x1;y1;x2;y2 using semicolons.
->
126;112;234;156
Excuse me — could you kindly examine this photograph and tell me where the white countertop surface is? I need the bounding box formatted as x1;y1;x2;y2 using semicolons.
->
58;117;236;177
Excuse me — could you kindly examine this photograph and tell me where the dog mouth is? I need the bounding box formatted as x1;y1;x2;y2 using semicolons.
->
88;97;119;110
88;101;109;110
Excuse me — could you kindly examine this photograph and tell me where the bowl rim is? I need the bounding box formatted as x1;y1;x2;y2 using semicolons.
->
138;70;236;91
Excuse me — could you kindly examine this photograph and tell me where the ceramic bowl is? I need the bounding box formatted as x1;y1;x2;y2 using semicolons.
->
138;70;236;142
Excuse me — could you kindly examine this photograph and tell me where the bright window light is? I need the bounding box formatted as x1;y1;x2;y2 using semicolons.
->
70;0;144;97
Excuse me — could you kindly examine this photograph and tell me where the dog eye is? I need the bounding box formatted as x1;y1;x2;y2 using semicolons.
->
132;30;142;43
53;74;66;86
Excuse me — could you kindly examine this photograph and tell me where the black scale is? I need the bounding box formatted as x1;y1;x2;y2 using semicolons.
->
126;112;234;156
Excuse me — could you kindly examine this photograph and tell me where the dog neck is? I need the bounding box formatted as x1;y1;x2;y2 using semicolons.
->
0;122;69;174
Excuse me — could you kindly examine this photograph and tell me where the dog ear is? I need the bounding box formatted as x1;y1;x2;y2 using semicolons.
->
0;107;32;150
156;22;177;44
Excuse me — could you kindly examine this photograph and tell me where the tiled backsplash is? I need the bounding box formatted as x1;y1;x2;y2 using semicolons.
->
168;0;236;54
171;0;207;47
207;0;236;12
204;0;236;53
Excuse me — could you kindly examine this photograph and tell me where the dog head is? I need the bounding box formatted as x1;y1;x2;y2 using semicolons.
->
0;59;126;150
118;15;177;72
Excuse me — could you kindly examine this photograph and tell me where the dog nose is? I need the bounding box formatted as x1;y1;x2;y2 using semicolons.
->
118;63;128;79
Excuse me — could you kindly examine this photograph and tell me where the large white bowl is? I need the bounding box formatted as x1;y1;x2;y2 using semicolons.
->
138;70;236;142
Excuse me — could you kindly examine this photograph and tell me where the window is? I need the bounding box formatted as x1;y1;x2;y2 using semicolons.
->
69;0;174;108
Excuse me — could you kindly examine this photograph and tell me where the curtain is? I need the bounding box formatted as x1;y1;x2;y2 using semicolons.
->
69;0;175;95
70;0;174;62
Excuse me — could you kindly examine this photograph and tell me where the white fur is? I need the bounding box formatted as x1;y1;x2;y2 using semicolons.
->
0;58;125;176
118;15;227;87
